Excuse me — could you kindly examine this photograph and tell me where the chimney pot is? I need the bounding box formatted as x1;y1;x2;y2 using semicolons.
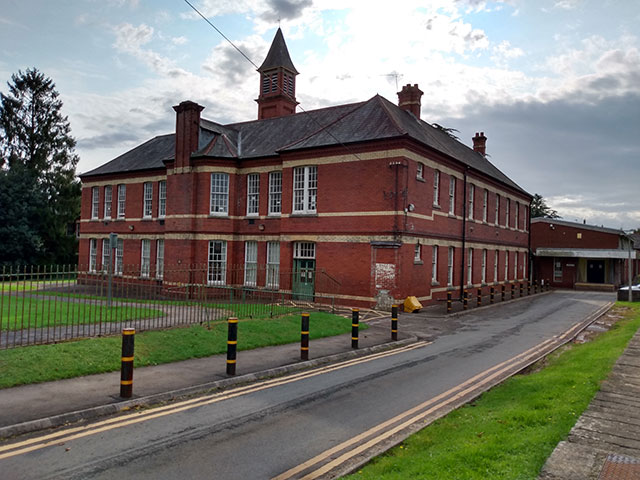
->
397;83;424;119
472;131;487;156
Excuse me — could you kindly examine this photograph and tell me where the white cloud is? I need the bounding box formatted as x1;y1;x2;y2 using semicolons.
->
171;36;188;45
553;0;580;10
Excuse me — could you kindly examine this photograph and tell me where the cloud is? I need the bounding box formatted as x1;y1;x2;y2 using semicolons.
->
260;0;313;22
491;40;524;66
553;0;580;10
171;36;188;46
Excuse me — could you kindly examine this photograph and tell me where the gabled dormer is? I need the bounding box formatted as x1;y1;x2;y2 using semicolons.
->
256;28;299;120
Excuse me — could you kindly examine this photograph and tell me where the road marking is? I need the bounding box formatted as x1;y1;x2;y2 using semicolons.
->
273;304;614;480
0;341;430;460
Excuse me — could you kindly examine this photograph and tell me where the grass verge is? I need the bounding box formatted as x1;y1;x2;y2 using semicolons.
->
345;302;640;480
0;311;361;388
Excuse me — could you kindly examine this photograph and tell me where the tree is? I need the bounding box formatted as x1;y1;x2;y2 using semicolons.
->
530;193;560;219
0;68;81;266
432;123;460;140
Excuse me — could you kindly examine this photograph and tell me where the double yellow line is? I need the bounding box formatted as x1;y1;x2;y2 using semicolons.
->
0;341;431;460
273;304;612;480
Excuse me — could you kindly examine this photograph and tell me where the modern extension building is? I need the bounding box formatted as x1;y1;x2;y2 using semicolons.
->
531;218;639;291
78;28;532;308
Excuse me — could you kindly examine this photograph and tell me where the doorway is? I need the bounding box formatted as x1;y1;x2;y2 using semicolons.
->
292;242;315;300
587;259;605;283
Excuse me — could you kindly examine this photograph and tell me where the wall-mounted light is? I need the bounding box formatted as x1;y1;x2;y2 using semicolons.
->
129;225;134;231
259;224;265;231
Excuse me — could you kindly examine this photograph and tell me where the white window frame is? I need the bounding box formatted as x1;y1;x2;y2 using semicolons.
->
89;238;97;272
102;239;110;273
431;245;438;283
140;239;151;278
468;184;474;220
506;198;510;228
414;243;422;263
158;181;166;218
266;241;280;289
210;173;229;216
244;241;258;287
524;206;528;232
447;247;454;286
494;249;499;282
208;240;227;285
156;239;164;280
294;242;316;259
482;249;487;284
103;185;112;219
467;248;473;286
293;166;317;214
416;163;424;179
515;201;520;230
117;184;126;219
268;171;282;215
91;187;99;219
433;170;440;206
143;182;153;218
246;174;260;217
449;177;456;215
514;251;518;279
483;189;488;222
505;251;509;281
115;239;123;275
495;193;500;226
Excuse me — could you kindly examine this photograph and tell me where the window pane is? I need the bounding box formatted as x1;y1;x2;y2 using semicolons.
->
244;241;258;286
158;181;166;218
104;186;112;219
269;171;282;214
143;182;152;218
210;173;229;215
247;174;260;216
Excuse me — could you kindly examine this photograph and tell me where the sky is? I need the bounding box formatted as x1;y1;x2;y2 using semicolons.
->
1;0;639;229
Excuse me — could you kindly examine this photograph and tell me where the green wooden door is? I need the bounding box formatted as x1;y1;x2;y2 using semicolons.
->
293;259;315;300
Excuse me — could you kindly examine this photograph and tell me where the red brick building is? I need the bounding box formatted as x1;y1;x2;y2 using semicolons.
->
78;28;532;308
531;218;638;290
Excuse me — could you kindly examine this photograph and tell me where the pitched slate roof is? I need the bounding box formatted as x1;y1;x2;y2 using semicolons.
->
531;218;626;236
257;27;299;75
80;95;529;196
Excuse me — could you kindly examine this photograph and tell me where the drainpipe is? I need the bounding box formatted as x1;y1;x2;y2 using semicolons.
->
459;167;469;300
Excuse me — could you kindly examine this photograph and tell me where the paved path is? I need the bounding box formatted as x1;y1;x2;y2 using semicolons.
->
540;322;640;479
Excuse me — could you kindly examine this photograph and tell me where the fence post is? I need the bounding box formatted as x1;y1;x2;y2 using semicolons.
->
490;286;495;304
120;328;135;398
351;308;359;349
446;292;452;314
463;290;468;310
477;288;482;307
226;317;238;375
501;284;505;302
301;313;310;360
391;304;398;340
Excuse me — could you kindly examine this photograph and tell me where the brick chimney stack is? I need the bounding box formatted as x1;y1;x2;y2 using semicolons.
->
173;100;204;170
397;84;423;119
472;132;487;156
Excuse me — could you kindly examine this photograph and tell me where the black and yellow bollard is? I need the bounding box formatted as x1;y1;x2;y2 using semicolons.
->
391;304;398;341
477;288;482;307
511;283;515;299
120;328;135;398
351;308;359;349
301;312;310;360
490;286;495;304
527;281;531;295
463;290;468;310
226;317;238;375
534;280;538;294
501;284;505;302
546;280;550;292
446;292;452;314
519;282;523;297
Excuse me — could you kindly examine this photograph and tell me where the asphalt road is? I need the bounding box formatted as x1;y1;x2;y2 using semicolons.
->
0;291;614;480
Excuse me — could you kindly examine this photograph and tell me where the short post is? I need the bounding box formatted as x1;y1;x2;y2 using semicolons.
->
301;312;310;360
519;282;523;297
477;288;482;307
351;308;359;349
120;328;135;398
534;280;538;294
226;317;238;375
446;292;452;314
501;284;505;302
490;286;495;304
546;279;550;291
511;283;515;299
391;304;398;340
527;281;531;295
463;290;468;310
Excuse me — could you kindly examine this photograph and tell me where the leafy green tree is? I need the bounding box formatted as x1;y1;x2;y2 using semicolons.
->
432;123;460;140
0;68;80;266
530;193;560;219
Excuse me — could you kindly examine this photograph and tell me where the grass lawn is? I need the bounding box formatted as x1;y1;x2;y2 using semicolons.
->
345;302;640;480
0;311;360;388
0;279;75;292
0;296;164;330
